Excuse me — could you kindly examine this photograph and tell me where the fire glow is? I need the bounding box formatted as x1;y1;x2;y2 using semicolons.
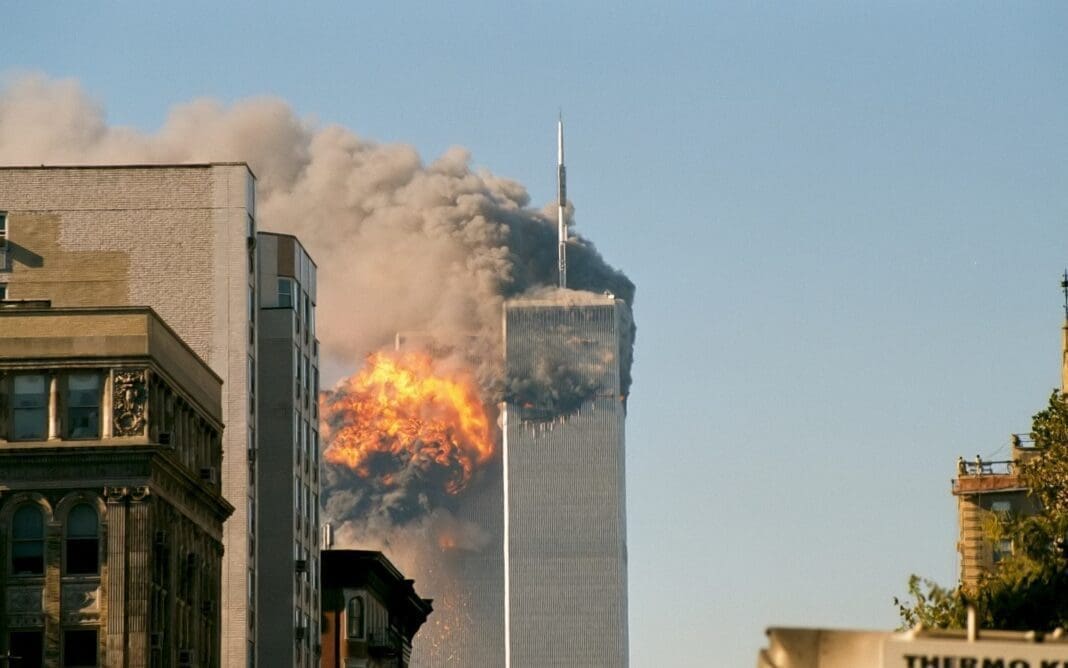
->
322;352;494;495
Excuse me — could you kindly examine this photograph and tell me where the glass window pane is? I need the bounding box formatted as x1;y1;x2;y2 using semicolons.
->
12;505;44;575
66;504;99;575
347;597;365;638
12;410;46;441
67;374;101;439
67;505;97;538
13;505;44;539
278;278;293;308
14;375;46;398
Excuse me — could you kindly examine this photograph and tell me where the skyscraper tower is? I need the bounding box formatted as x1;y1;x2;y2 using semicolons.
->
502;290;631;667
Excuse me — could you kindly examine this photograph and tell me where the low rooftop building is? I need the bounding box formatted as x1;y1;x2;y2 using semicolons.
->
320;549;432;668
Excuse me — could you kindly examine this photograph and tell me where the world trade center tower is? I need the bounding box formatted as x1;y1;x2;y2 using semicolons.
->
502;291;630;667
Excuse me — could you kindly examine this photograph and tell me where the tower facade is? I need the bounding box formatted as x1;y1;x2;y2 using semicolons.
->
502;292;630;667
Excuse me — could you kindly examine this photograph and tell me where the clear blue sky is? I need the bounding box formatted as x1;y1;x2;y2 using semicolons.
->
7;3;1068;666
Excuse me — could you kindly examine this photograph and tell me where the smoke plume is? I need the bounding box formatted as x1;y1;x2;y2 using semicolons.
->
0;74;634;386
0;74;636;662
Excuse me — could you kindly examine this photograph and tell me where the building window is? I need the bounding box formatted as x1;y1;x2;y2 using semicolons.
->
66;373;102;439
12;504;45;575
0;212;8;276
9;629;43;668
303;354;311;406
347;596;365;639
62;628;98;667
12;374;48;440
993;538;1014;564
303;292;311;344
991;500;1012;515
278;278;294;308
0;284;7;301
65;504;99;575
249;284;256;345
248;356;256;416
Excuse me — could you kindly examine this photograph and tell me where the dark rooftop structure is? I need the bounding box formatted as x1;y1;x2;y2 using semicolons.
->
320;549;432;668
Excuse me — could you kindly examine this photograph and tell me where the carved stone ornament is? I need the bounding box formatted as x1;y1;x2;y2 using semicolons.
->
7;614;45;628
61;584;100;615
105;486;130;503
6;586;43;614
113;369;147;437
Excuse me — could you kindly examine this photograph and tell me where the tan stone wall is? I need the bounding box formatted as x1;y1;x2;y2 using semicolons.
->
0;165;257;664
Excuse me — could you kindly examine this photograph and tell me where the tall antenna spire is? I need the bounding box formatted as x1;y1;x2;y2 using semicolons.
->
1061;269;1068;320
557;113;567;289
1061;270;1068;393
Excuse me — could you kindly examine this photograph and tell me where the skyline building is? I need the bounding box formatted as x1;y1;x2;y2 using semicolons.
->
255;232;322;667
0;164;261;666
502;291;630;667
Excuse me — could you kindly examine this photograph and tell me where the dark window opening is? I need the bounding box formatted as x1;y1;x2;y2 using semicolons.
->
347;596;365;639
12;505;44;575
65;504;99;575
62;629;98;667
10;630;43;668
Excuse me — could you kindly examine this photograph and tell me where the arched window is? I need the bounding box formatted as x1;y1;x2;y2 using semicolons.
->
11;505;44;575
347;595;365;639
65;504;99;575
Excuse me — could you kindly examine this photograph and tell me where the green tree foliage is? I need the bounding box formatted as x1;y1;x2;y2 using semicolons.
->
895;391;1068;630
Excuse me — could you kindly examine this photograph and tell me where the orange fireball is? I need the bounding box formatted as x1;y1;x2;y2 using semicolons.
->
322;352;494;495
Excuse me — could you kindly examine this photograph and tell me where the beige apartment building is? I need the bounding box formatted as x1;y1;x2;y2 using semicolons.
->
0;165;260;666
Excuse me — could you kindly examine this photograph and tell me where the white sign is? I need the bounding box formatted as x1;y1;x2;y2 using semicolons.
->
884;637;1068;668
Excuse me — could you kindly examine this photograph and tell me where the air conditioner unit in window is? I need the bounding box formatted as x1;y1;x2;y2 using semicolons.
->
158;432;172;446
295;559;308;574
199;467;217;484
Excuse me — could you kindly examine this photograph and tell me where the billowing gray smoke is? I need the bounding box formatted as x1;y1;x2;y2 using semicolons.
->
0;75;634;389
0;74;635;662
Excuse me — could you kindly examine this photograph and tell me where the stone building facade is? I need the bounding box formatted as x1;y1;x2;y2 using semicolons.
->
0;165;259;666
0;306;232;667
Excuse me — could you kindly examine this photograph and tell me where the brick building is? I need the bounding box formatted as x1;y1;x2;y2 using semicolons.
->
0;165;260;666
0;306;232;666
320;550;432;668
